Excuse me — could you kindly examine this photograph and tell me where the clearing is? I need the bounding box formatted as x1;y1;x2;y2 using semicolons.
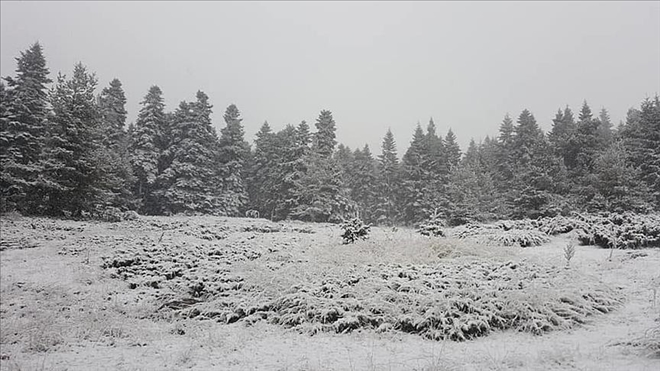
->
0;215;658;371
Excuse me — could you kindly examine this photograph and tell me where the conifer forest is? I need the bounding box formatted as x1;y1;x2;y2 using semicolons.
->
2;43;659;224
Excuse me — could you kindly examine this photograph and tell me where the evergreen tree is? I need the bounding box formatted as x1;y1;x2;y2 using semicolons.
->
446;142;499;225
548;105;577;169
159;92;224;214
130;85;167;214
494;114;516;196
42;63;110;216
400;124;428;224
218;104;250;215
508;109;566;218
98;79;128;147
1;42;52;213
97;78;136;210
374;129;400;225
292;110;353;222
568;101;607;206
463;139;480;166
349;145;379;223
512;109;544;165
271;122;311;220
444;129;462;173
422;118;448;217
589;141;652;212
246;121;277;217
621;96;660;209
290;152;353;223
334;143;354;187
313;110;337;158
597;107;613;145
423;118;445;177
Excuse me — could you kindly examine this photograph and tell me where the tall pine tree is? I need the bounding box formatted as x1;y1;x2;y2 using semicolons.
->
130;85;167;214
42;63;108;216
374;129;400;225
159;92;224;214
1;42;52;213
98;78;136;210
218;104;250;215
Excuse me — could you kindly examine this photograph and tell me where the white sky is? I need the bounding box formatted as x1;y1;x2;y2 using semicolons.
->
2;1;659;154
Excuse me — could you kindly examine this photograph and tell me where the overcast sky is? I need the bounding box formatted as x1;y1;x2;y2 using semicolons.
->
2;1;659;154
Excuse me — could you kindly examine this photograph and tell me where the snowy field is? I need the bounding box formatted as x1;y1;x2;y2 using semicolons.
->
1;214;659;371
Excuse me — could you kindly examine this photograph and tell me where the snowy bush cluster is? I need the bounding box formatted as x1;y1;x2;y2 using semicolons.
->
170;261;619;341
340;218;371;244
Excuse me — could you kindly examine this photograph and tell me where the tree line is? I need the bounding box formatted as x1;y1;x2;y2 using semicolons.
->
1;43;659;224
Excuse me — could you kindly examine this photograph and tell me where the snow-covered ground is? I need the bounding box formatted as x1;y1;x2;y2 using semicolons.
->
1;215;658;371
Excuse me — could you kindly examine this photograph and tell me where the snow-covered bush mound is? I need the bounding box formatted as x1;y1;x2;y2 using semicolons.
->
449;223;549;247
573;213;660;249
198;261;619;341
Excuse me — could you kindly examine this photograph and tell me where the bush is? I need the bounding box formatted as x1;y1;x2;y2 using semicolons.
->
574;213;660;249
340;218;371;244
449;223;549;247
204;261;620;341
418;209;446;237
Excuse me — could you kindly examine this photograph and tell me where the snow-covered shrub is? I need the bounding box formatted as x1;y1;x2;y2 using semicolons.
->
97;206;124;222
489;229;550;247
449;222;549;247
340;218;371;244
575;213;660;249
209;261;620;341
417;209;445;237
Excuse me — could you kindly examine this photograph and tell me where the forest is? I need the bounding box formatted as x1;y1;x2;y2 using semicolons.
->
2;42;659;225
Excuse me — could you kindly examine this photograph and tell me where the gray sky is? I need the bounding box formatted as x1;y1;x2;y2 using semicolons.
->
2;1;659;154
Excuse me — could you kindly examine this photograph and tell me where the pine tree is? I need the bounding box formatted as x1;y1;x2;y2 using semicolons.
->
334;143;354;187
512;109;544;165
159;92;224;214
313;110;337;158
98;79;128;148
567;101;607;207
130;85;167;214
349;144;379;223
400;124;429;224
246;121;277;217
446;141;499;225
444;129;462;173
589;141;652;212
374;129;400;225
271;122;310;220
621;96;660;209
548;105;578;169
423;118;445;177
218;104;250;215
493;114;516;200
508;109;565;218
292;110;353;222
1;42;52;213
42;63;109;216
97;78;136;210
597;107;613;145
